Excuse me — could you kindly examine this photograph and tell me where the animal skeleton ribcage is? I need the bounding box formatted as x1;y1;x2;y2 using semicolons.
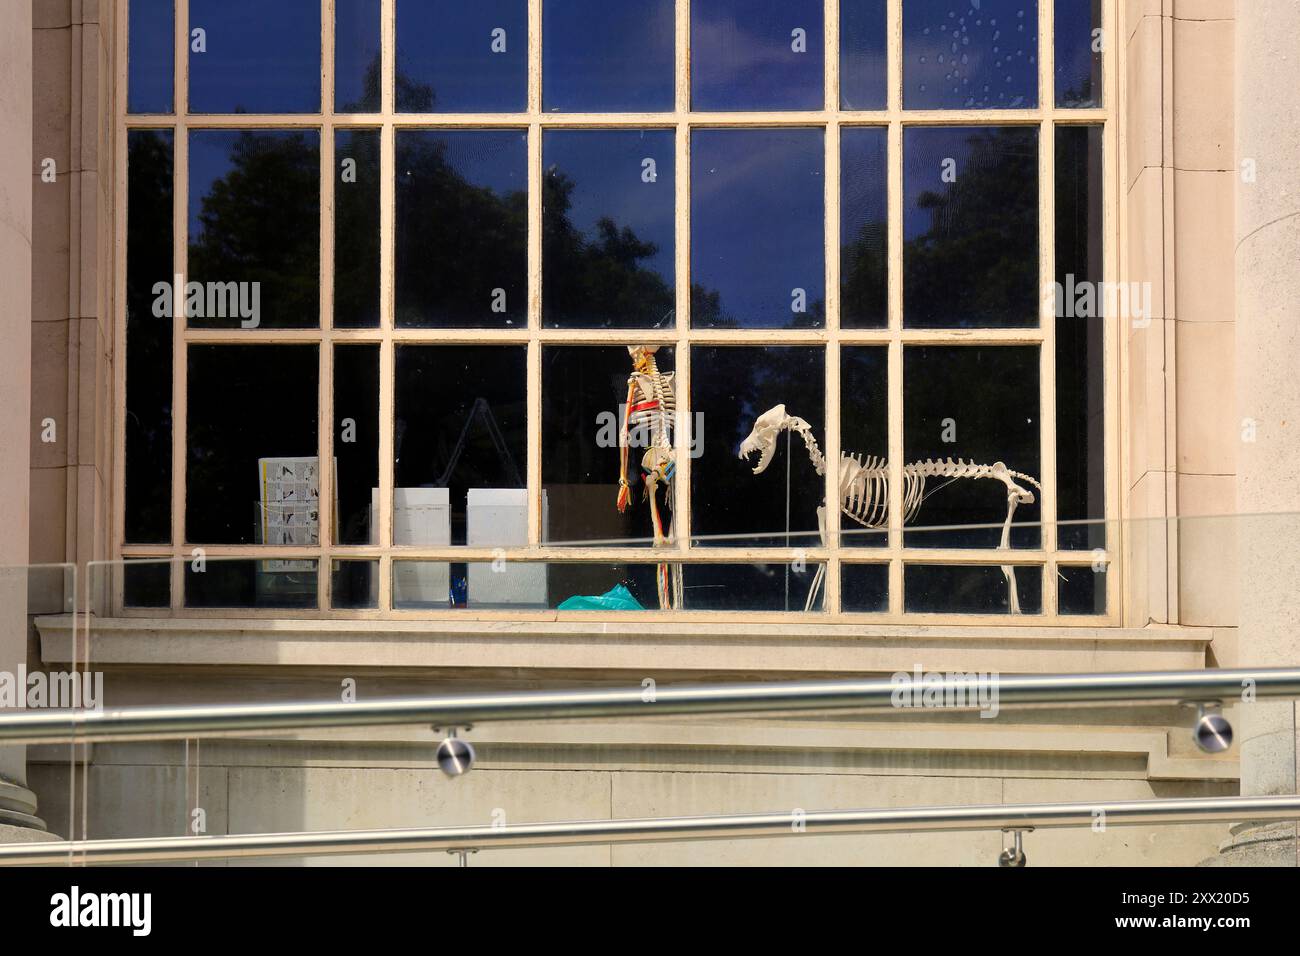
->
839;455;1042;528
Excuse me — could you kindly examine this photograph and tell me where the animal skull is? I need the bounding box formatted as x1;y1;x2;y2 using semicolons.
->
738;404;788;475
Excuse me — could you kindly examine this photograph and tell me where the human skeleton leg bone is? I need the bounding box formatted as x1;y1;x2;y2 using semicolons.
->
738;404;1040;614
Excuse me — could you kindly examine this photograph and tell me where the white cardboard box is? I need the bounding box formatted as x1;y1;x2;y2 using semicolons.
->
371;487;451;606
466;488;547;608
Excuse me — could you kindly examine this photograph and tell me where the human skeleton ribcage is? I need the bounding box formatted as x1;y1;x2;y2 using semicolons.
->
627;366;675;461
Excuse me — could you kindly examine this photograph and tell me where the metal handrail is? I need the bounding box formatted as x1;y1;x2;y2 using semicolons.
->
1;667;1295;745
3;794;1297;866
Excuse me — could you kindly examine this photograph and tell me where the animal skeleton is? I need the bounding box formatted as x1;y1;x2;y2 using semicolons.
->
738;404;1041;614
617;345;683;609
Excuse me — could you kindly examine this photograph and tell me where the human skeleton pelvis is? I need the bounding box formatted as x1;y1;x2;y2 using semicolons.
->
738;404;1041;614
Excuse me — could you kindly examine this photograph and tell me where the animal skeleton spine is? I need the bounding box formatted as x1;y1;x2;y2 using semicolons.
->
617;346;683;609
738;404;1041;614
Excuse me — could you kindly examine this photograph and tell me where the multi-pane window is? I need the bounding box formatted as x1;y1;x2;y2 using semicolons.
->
119;1;1113;619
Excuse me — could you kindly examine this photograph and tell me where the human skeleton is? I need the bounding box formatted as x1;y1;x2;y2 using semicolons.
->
617;345;683;609
738;404;1041;614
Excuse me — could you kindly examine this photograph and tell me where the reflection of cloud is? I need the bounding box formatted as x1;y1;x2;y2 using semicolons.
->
693;15;811;75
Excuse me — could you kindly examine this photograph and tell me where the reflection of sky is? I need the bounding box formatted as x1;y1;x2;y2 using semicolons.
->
902;0;1038;109
397;130;527;197
128;0;174;113
691;129;824;327
335;0;382;111
189;0;320;113
544;130;675;279
188;130;320;240
396;0;527;112
543;0;675;111
841;127;887;243
1054;0;1101;107
692;0;824;110
840;0;888;109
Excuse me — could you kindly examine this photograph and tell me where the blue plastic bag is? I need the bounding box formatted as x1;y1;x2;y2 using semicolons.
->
556;584;645;611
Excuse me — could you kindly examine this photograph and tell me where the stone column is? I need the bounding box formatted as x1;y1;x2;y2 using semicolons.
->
1217;0;1300;866
0;0;47;842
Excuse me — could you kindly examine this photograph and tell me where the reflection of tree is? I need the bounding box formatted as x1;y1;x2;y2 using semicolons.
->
395;132;528;325
902;127;1037;327
842;218;887;325
335;131;381;327
125;130;174;542
543;169;674;328
344;52;434;113
691;282;825;330
188;131;320;326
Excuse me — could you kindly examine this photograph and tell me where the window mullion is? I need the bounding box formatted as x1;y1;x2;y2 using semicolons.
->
1040;0;1060;615
886;116;903;615
824;113;842;612
674;121;691;558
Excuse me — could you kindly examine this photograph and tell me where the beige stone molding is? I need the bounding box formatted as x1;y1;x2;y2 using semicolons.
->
38;614;1211;677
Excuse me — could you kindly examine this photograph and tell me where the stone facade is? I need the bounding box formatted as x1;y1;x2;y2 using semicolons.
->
3;0;1297;865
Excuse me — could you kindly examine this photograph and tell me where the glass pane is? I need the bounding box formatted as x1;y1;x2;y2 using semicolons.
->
395;0;527;112
395;130;527;328
335;0;382;112
185;558;319;608
542;346;676;546
392;561;452;609
393;561;825;611
392;346;528;546
334;345;380;545
692;345;825;548
1055;0;1102;108
904;564;1042;614
903;0;1039;110
842;563;889;611
128;0;174;113
903;126;1038;328
903;346;1041;549
188;130;321;329
331;560;378;609
841;346;889;547
691;0;824;111
125;130;174;544
543;0;674;112
335;129;381;328
543;130;675;329
1058;563;1105;614
691;128;825;329
549;562;660;609
681;563;823;611
841;126;888;328
188;0;320;113
123;560;171;608
840;0;888;110
186;345;319;545
1055;125;1105;550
